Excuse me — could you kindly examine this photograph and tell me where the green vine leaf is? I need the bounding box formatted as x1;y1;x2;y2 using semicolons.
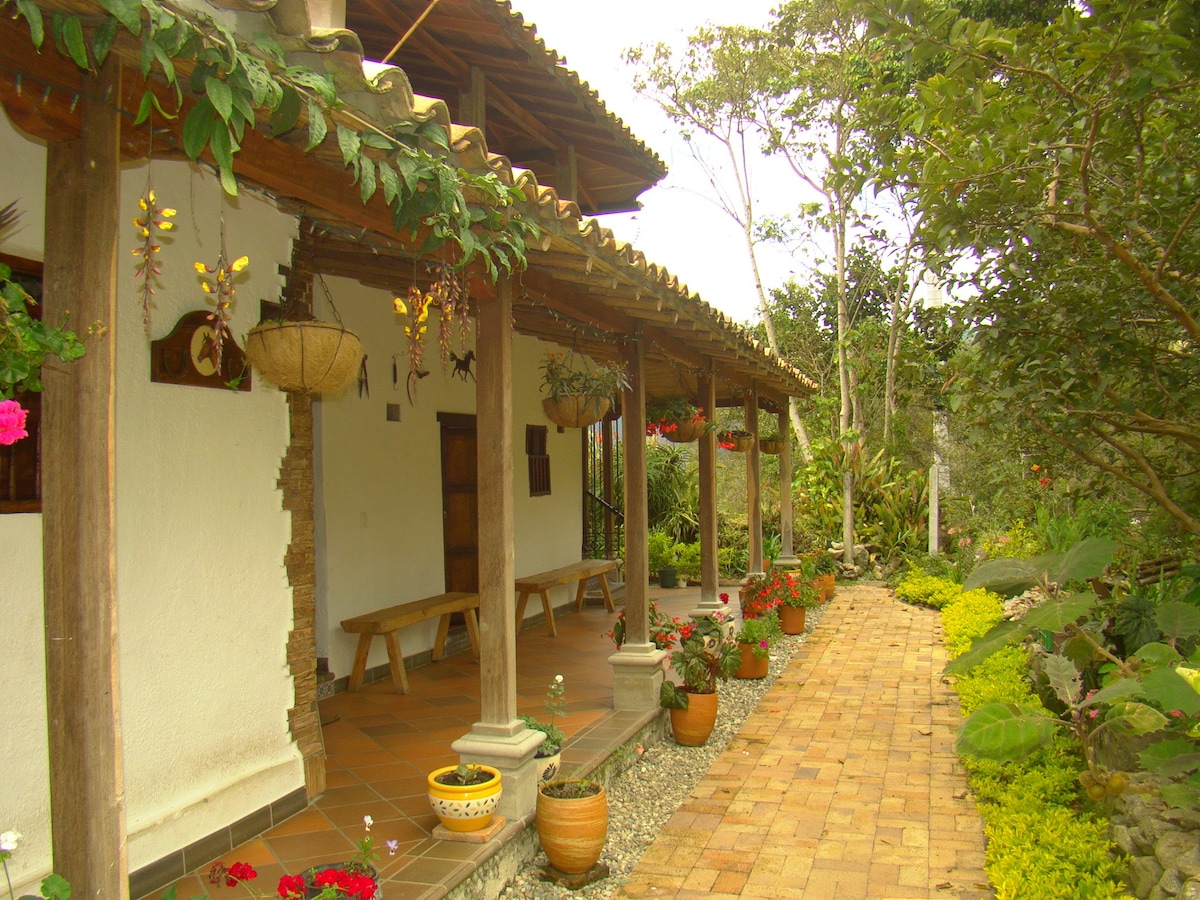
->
61;15;88;69
14;0;44;48
250;33;286;67
182;97;216;160
358;151;376;202
415;120;450;151
286;68;336;105
206;75;233;121
1158;602;1200;644
1141;667;1200;716
270;87;301;136
95;0;142;35
209;124;239;196
305;100;327;151
378;161;401;205
92;19;118;66
336;124;361;167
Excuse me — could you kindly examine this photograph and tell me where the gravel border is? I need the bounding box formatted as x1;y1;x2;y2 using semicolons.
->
499;605;825;899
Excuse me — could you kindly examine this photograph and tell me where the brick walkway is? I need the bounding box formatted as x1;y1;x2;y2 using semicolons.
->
614;583;994;900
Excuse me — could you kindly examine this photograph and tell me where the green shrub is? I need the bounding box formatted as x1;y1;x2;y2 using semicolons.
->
894;568;963;610
978;520;1043;560
718;545;747;578
891;552;957;587
954;646;1037;716
648;529;676;573
674;542;702;581
941;588;1005;659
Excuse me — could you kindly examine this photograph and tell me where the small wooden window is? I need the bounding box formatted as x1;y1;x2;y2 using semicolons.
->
526;425;550;497
0;254;43;513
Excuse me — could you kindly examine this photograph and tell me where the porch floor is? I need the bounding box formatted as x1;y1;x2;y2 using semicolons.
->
147;585;699;900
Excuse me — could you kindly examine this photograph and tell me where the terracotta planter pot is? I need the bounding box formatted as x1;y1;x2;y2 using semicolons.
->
537;780;608;874
543;395;610;428
822;573;836;599
427;764;503;832
734;643;769;679
669;690;718;746
244;320;363;394
779;604;807;635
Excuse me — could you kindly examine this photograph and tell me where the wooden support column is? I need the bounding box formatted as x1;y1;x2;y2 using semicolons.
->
746;391;763;576
459;66;486;132
557;145;578;203
453;274;540;820
41;62;127;900
602;414;615;556
693;373;721;613
609;332;665;709
775;409;799;566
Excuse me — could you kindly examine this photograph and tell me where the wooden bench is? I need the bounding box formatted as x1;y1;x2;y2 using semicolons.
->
514;558;621;638
340;591;479;694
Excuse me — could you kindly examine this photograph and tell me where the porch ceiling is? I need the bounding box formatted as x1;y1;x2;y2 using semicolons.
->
0;0;815;411
343;0;667;216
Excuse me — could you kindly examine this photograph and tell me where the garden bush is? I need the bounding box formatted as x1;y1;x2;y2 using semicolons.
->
940;588;1005;659
894;567;963;610
954;646;1038;717
648;529;677;574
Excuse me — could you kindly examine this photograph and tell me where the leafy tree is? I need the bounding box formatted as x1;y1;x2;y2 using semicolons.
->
867;0;1200;538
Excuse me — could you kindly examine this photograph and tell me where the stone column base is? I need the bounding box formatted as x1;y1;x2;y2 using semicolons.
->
452;722;545;822
609;643;667;711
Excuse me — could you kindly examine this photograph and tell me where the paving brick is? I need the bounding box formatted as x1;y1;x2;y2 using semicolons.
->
615;585;993;899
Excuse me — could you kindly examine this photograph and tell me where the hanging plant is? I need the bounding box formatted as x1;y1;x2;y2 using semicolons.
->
393;285;432;376
193;224;248;372
539;351;629;428
131;186;176;335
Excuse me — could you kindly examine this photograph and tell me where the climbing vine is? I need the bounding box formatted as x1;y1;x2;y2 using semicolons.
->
3;0;539;280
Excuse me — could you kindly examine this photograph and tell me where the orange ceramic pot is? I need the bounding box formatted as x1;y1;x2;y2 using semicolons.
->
779;604;807;635
537;781;608;874
734;643;769;679
669;690;718;746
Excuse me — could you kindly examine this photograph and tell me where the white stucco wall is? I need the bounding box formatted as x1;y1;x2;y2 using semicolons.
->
314;278;585;678
0;109;303;888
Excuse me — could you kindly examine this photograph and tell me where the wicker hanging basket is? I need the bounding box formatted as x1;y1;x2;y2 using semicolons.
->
724;432;754;452
244;321;364;394
759;439;784;455
662;419;707;443
543;395;610;429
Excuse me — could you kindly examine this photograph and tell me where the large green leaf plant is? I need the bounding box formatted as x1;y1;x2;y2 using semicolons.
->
952;538;1200;805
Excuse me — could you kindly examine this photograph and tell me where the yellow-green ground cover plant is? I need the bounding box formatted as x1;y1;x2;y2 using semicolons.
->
895;551;1137;899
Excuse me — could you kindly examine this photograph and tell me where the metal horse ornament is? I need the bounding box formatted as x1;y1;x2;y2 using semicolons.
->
449;350;475;382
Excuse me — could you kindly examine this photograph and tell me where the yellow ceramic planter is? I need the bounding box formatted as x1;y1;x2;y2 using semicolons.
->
427;764;503;832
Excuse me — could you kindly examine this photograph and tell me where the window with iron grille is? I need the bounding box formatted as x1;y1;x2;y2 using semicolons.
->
526;425;550;496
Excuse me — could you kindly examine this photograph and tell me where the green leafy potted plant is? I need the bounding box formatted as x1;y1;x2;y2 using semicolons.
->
660;612;739;745
733;613;780;679
609;600;680;650
521;674;568;783
539;351;629;428
812;551;838;599
645;398;715;442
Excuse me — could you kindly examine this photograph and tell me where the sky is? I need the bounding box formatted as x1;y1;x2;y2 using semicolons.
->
506;0;802;326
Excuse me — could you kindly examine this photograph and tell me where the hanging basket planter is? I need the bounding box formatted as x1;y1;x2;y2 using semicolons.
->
662;419;707;443
542;395;610;429
244;320;364;394
723;431;754;453
759;439;784;455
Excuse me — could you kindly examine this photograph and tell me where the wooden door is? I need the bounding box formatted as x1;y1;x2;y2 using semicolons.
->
438;412;478;592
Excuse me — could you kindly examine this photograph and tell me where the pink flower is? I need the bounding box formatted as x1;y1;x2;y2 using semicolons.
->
0;399;28;446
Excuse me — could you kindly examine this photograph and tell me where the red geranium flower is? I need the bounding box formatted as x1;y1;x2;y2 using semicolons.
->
277;874;306;899
226;862;257;887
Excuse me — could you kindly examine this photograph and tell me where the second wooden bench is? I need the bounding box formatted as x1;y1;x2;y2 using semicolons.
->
514;558;621;637
340;591;479;694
